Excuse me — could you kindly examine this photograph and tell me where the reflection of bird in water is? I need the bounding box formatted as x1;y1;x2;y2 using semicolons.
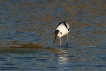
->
53;21;70;47
58;49;69;64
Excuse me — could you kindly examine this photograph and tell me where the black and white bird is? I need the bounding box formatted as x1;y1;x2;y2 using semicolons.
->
53;21;70;47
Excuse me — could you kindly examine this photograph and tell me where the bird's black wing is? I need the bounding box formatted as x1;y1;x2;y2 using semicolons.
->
56;22;62;28
63;22;69;31
56;21;69;31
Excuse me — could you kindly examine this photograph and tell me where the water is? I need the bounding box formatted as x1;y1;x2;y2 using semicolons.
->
0;47;106;71
0;0;106;71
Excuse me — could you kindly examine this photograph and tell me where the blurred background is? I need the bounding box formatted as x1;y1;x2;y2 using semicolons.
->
0;0;106;47
0;0;106;71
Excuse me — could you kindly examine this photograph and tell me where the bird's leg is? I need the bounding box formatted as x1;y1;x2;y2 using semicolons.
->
67;34;68;47
60;37;61;46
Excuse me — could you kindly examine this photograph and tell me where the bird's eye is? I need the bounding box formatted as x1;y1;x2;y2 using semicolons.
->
60;32;62;34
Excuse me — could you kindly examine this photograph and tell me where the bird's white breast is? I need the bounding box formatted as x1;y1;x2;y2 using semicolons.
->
56;23;69;37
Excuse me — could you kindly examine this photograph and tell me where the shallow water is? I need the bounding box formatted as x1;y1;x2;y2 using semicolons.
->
0;47;106;71
0;0;106;71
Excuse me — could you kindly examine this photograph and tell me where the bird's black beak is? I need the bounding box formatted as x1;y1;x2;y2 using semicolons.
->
53;30;59;44
53;34;57;44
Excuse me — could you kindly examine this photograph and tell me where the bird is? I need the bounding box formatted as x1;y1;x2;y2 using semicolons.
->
53;21;70;47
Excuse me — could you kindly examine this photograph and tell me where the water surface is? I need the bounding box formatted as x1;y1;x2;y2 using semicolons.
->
0;0;106;71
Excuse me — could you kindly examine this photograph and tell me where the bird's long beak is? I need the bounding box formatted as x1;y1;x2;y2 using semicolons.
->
53;34;57;44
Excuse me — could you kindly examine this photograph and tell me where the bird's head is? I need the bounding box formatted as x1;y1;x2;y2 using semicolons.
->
53;30;59;44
